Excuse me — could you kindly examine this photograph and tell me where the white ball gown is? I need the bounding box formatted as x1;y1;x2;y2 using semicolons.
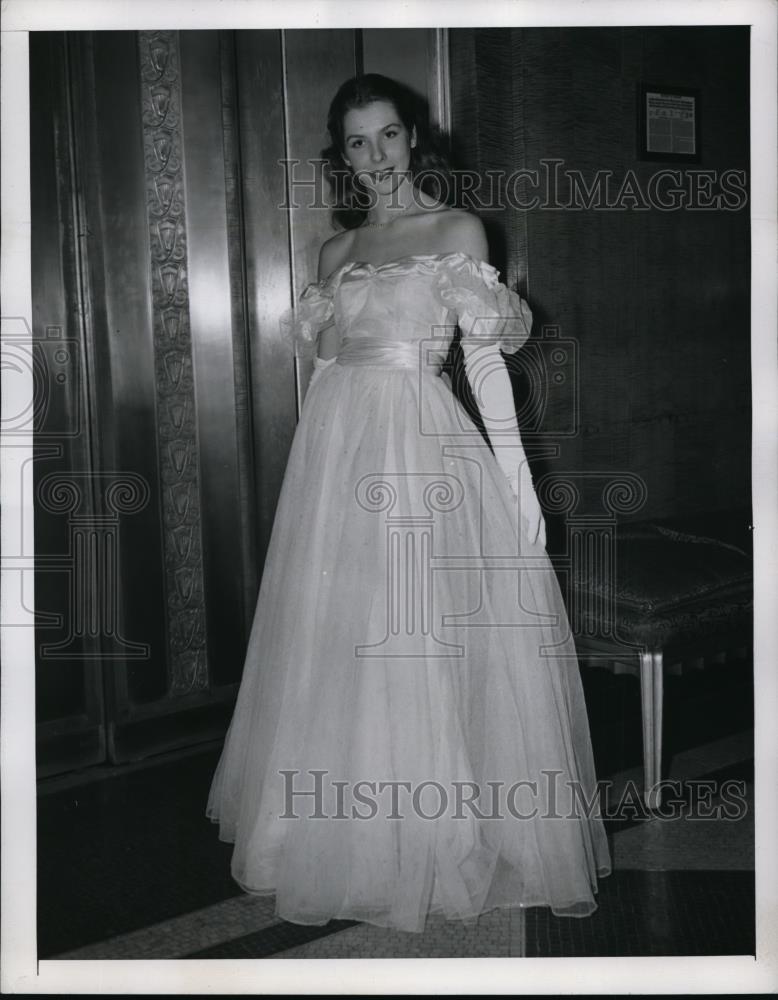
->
206;250;611;933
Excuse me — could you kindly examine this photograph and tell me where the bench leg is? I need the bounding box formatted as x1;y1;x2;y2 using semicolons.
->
639;648;664;810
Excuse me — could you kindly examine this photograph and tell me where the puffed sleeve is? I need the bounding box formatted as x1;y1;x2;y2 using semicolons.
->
436;253;533;354
279;271;339;355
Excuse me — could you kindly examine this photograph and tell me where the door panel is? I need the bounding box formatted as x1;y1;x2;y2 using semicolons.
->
31;31;107;775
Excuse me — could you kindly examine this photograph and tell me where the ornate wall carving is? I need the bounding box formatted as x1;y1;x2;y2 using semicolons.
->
138;30;208;694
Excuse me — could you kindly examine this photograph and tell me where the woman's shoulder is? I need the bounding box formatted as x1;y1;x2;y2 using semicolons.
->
413;202;476;227
318;229;357;281
428;207;489;262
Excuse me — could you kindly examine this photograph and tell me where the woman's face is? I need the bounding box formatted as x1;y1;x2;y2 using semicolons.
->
341;100;416;195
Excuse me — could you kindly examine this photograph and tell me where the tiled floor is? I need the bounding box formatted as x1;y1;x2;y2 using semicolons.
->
272;907;526;959
36;746;240;957
38;660;755;961
525;870;754;957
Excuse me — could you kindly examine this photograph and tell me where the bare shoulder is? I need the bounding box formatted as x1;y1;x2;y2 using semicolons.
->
436;209;489;263
318;229;356;281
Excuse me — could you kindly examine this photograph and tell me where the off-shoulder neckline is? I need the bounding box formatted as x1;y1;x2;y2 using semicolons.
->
323;250;497;284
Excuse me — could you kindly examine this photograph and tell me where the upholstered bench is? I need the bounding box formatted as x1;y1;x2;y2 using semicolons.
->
564;512;753;809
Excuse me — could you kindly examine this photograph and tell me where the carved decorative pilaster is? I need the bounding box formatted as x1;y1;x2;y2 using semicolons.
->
138;30;208;695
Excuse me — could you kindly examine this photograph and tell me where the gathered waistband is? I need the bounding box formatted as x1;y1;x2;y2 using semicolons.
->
336;336;443;373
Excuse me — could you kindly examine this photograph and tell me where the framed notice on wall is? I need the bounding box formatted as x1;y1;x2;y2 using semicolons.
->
638;84;701;162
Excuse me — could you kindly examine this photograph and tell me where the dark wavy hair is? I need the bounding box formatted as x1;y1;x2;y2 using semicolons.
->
322;74;457;230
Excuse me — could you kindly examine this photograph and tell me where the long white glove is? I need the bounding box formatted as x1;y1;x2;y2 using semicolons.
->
307;354;336;393
461;340;546;548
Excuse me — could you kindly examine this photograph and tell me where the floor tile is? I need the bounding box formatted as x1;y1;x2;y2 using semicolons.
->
186;906;526;959
50;894;280;960
37;747;239;957
612;780;753;871
186;918;360;959
275;906;526;959
525;870;755;956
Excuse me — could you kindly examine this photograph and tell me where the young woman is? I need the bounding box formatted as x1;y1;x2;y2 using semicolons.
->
207;74;611;934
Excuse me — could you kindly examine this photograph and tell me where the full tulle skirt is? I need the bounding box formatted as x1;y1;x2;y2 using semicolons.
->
207;360;611;933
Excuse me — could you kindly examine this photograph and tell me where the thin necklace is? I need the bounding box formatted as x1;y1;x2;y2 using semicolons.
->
362;201;415;229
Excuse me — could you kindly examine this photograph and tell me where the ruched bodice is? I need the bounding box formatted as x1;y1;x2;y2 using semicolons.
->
335;258;453;342
281;251;534;359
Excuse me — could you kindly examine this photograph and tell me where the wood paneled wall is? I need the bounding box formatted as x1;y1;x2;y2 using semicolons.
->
449;27;751;523
32;28;442;776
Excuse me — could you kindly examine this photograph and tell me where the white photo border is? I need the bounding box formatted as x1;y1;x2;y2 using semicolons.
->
2;0;776;994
